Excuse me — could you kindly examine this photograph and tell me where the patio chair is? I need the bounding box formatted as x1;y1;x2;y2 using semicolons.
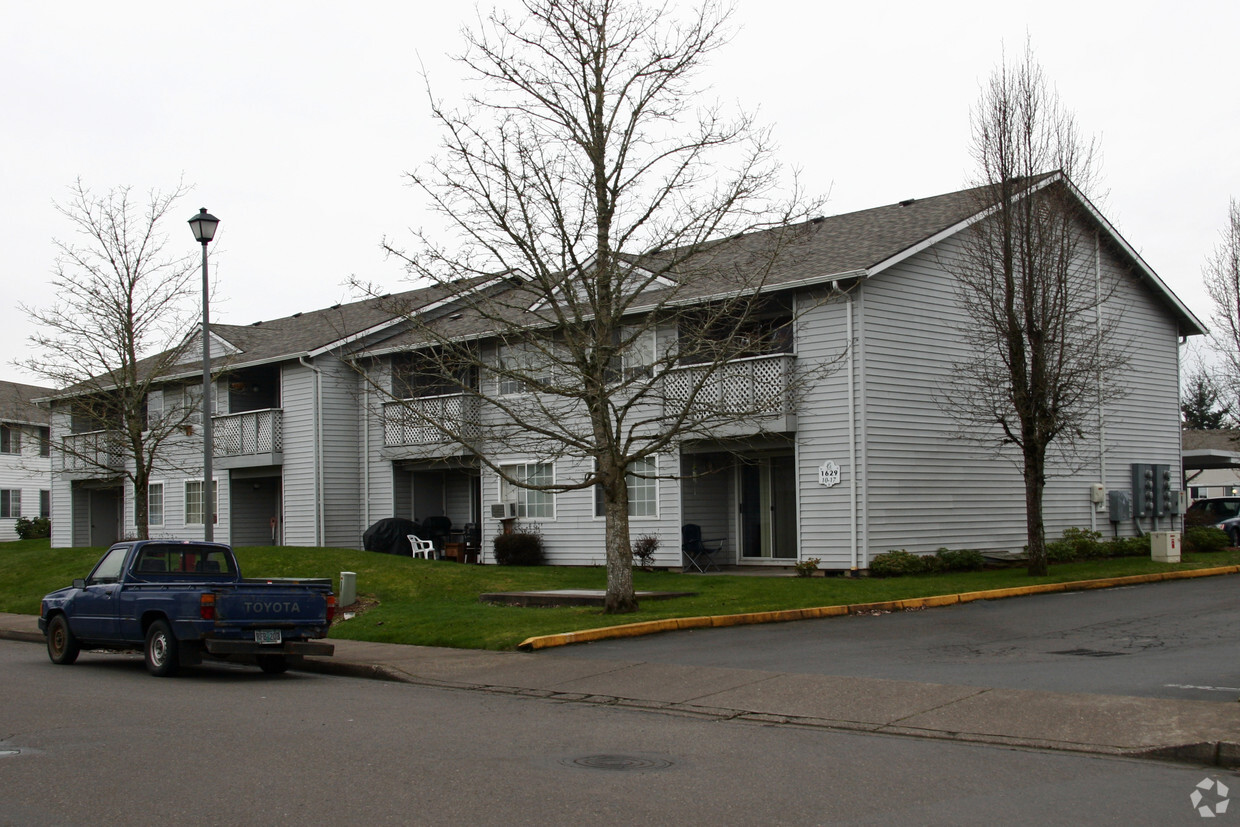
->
408;534;435;560
682;524;724;572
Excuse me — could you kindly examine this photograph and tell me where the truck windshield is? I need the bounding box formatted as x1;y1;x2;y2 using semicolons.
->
132;544;235;577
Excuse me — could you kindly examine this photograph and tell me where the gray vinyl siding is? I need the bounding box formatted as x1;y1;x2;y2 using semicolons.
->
280;363;319;545
362;363;394;527
860;239;1032;556
793;287;862;567
857;228;1187;558
318;358;363;548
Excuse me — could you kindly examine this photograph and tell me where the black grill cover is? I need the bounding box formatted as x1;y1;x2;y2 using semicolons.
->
362;517;421;555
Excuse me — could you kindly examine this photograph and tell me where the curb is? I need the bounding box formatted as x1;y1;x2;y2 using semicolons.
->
517;564;1240;651
0;628;44;645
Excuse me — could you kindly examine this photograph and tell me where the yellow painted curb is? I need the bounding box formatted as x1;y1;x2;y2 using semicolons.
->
515;564;1240;651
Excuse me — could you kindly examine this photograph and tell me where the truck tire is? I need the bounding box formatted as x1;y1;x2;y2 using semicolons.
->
144;619;180;677
46;615;80;665
257;654;289;674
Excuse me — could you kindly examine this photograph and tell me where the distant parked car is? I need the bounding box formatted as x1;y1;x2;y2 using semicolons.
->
1185;497;1240;544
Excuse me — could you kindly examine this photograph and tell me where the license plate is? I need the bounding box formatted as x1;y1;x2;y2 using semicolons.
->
254;629;282;645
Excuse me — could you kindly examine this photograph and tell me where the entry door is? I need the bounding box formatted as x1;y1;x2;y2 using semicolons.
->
89;489;121;548
739;455;797;559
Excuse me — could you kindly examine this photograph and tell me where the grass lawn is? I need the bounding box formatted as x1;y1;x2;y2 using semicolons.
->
4;538;1239;650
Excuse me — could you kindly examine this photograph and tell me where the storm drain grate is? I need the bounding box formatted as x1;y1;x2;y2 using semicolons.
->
561;754;673;772
1051;648;1127;658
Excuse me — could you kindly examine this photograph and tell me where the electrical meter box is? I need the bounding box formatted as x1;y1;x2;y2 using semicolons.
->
1108;489;1132;522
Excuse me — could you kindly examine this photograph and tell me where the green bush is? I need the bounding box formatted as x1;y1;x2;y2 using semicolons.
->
1183;526;1229;554
869;549;926;577
492;527;546;566
1102;535;1150;558
793;557;821;577
930;548;985;572
14;517;50;540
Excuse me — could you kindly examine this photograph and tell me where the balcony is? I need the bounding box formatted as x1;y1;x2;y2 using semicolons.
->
214;408;283;469
60;430;125;478
382;393;479;460
664;353;796;436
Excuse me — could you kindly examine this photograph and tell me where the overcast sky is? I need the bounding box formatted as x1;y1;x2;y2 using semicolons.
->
2;0;1237;386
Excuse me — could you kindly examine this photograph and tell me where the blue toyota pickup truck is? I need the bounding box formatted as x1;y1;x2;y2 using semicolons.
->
40;540;336;677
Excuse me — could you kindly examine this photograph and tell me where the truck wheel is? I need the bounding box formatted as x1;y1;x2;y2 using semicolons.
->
257;654;289;674
144;619;180;677
46;615;80;665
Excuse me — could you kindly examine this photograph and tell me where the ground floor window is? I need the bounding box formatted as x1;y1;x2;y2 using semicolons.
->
39;490;50;519
184;479;218;525
594;455;658;518
148;482;164;527
500;462;555;519
0;489;19;518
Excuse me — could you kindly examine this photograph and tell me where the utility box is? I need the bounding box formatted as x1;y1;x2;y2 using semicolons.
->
339;571;357;607
1108;489;1132;523
1150;531;1180;563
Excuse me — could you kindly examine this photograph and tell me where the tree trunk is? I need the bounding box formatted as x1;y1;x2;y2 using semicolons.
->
601;469;637;614
1024;445;1048;577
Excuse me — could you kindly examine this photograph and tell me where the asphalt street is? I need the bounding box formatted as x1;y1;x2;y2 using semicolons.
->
0;642;1230;825
548;576;1240;703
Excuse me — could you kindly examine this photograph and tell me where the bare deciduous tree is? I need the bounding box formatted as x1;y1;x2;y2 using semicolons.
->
374;0;825;612
1204;199;1240;406
943;43;1126;576
20;179;207;539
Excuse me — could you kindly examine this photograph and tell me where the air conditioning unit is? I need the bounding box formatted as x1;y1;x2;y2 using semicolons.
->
490;502;519;519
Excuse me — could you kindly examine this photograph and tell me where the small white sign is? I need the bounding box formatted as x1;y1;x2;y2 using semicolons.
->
818;460;841;487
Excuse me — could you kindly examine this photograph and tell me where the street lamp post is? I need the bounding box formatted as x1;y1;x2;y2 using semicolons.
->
188;208;219;542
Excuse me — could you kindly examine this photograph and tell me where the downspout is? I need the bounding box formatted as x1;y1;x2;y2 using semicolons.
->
299;356;323;546
833;279;860;570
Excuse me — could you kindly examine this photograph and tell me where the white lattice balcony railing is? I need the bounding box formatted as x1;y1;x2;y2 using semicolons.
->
383;393;479;447
60;430;124;473
664;353;794;417
214;408;283;457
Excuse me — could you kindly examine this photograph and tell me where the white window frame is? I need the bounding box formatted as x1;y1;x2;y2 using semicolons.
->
0;424;20;455
0;489;21;519
594;455;659;519
148;481;165;528
621;327;656;380
184;478;218;525
499;462;556;519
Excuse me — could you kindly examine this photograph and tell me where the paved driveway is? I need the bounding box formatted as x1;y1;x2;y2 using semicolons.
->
548;575;1240;702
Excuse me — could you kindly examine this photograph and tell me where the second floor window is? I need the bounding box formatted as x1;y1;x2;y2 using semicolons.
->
36;427;49;457
500;462;555;519
0;424;19;454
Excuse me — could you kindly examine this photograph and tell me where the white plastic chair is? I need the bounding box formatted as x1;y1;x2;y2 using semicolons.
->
408;534;435;559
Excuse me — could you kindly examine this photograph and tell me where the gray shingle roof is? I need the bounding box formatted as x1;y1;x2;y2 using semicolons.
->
0;380;53;425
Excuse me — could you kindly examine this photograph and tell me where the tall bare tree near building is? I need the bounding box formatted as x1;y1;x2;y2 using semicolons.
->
1204;199;1240;406
943;44;1125;576
20;180;206;539
377;0;824;612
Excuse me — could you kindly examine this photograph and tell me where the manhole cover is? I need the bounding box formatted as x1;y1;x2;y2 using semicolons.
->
561;754;673;772
1051;648;1127;658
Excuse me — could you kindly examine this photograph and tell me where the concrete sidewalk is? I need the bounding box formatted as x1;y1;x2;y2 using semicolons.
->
5;611;1240;767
